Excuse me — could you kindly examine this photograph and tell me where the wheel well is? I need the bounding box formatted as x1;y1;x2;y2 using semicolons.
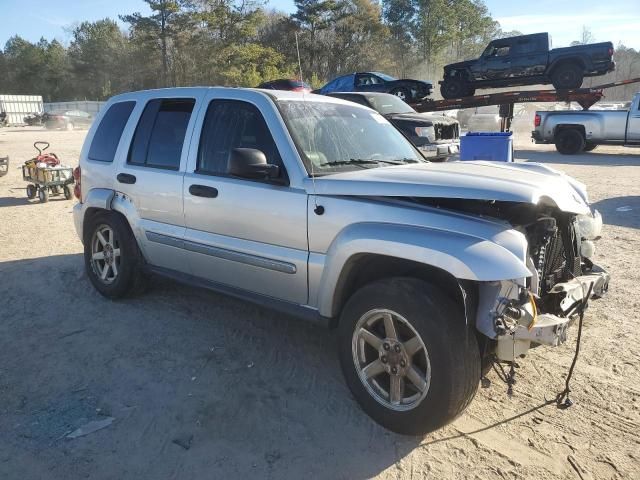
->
83;207;134;243
554;124;586;140
549;58;585;76
330;254;476;327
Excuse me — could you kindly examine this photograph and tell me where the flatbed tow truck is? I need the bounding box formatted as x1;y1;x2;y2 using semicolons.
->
409;77;640;132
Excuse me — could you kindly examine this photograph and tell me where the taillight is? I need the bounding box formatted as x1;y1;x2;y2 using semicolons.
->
73;166;81;200
292;86;311;93
608;47;614;57
534;114;541;127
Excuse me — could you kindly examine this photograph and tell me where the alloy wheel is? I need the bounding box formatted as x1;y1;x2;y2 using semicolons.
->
90;224;121;284
352;309;431;411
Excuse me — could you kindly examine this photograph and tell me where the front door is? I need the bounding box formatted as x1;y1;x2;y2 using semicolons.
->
626;101;640;144
182;94;308;304
479;43;512;81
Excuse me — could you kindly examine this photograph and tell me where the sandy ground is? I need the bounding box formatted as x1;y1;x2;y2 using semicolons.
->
0;126;638;480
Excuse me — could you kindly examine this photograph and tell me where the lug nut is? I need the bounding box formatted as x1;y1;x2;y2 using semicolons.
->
383;343;390;351
394;344;401;353
400;360;406;367
391;367;398;375
381;355;387;364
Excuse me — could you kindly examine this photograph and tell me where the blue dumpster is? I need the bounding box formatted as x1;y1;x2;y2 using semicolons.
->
460;132;514;162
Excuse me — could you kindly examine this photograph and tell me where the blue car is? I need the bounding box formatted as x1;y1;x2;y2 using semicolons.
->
316;72;433;102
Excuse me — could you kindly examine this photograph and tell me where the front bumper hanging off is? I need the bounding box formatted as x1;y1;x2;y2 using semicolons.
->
495;265;610;361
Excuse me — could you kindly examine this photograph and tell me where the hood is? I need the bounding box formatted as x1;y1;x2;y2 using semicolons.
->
385;112;459;126
444;60;474;71
306;161;590;214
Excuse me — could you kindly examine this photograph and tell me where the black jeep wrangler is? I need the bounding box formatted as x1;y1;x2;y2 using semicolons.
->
440;32;614;99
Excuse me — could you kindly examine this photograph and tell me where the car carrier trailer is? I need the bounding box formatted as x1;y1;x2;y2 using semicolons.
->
409;77;640;132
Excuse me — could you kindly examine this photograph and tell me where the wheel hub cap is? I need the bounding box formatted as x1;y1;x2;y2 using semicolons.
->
352;309;431;411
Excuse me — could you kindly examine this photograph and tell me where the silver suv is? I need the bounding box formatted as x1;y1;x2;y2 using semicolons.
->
73;88;609;435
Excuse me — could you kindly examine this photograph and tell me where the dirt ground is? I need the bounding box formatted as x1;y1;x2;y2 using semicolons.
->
1;126;638;480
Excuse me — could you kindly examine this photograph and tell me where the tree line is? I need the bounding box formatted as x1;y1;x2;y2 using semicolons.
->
0;0;638;102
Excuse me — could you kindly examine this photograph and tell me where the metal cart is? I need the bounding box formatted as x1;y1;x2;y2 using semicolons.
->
22;142;74;203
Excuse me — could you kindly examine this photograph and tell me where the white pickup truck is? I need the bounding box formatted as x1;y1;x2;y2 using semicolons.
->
532;92;640;154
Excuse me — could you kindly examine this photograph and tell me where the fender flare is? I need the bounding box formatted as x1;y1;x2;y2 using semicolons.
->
547;55;587;75
316;223;531;317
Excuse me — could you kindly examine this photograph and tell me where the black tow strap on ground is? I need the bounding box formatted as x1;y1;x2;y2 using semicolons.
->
555;281;594;409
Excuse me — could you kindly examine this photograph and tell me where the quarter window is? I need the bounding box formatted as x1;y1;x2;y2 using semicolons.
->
197;100;283;176
88;101;135;162
128;98;195;170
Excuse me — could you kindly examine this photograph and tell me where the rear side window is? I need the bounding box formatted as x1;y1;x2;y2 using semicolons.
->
197;100;283;176
88;101;135;162
128;98;195;170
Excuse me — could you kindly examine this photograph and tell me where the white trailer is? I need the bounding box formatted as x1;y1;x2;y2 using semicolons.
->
0;94;44;126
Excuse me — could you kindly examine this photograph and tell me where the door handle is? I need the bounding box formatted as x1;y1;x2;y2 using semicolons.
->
117;173;136;184
189;184;218;198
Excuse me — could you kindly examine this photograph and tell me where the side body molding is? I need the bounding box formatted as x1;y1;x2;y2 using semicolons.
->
315;222;531;318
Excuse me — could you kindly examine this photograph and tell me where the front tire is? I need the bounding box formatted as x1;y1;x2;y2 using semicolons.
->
338;278;480;435
84;212;146;299
390;87;410;102
440;78;471;99
555;129;585;154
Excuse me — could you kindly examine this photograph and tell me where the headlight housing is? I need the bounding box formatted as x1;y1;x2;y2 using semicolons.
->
414;126;435;140
576;210;603;240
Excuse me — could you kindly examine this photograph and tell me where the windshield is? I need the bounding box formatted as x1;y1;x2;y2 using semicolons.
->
278;100;424;175
374;72;396;82
367;95;414;115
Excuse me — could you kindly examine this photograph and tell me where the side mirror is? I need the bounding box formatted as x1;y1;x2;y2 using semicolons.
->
228;148;280;180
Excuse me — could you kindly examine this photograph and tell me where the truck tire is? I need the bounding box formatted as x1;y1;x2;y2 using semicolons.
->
441;78;470;99
338;277;480;435
551;63;584;90
555;128;586;154
390;87;411;102
584;142;598;152
84;211;147;299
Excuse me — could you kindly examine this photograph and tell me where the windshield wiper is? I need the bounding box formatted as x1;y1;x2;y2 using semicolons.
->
316;158;419;168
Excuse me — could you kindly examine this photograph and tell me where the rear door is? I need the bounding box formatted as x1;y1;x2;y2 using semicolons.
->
114;93;203;273
182;92;308;304
511;38;547;77
355;73;386;93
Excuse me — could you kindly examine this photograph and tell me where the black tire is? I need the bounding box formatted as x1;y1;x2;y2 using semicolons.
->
26;184;37;199
38;188;49;203
440;78;470;99
338;277;480;435
63;185;73;200
390;87;411;103
84;211;147;299
555;129;586;154
583;142;598;152
551;63;584;90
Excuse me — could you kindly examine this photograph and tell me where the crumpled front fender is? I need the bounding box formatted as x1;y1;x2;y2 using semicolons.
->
317;222;531;317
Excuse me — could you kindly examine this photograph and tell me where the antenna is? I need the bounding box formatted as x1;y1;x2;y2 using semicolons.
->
295;32;322;215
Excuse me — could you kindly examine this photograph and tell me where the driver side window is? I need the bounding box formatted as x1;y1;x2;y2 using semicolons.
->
197;100;283;176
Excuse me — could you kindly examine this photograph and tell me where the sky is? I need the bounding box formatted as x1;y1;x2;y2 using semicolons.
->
1;0;639;49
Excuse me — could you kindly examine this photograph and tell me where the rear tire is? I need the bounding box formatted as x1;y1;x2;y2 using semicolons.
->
84;211;147;299
26;184;37;199
555;129;586;154
38;188;49;203
338;277;480;435
63;185;73;200
551;63;584;90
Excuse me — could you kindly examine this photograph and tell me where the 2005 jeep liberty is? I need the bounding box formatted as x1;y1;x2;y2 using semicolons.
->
73;88;609;435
